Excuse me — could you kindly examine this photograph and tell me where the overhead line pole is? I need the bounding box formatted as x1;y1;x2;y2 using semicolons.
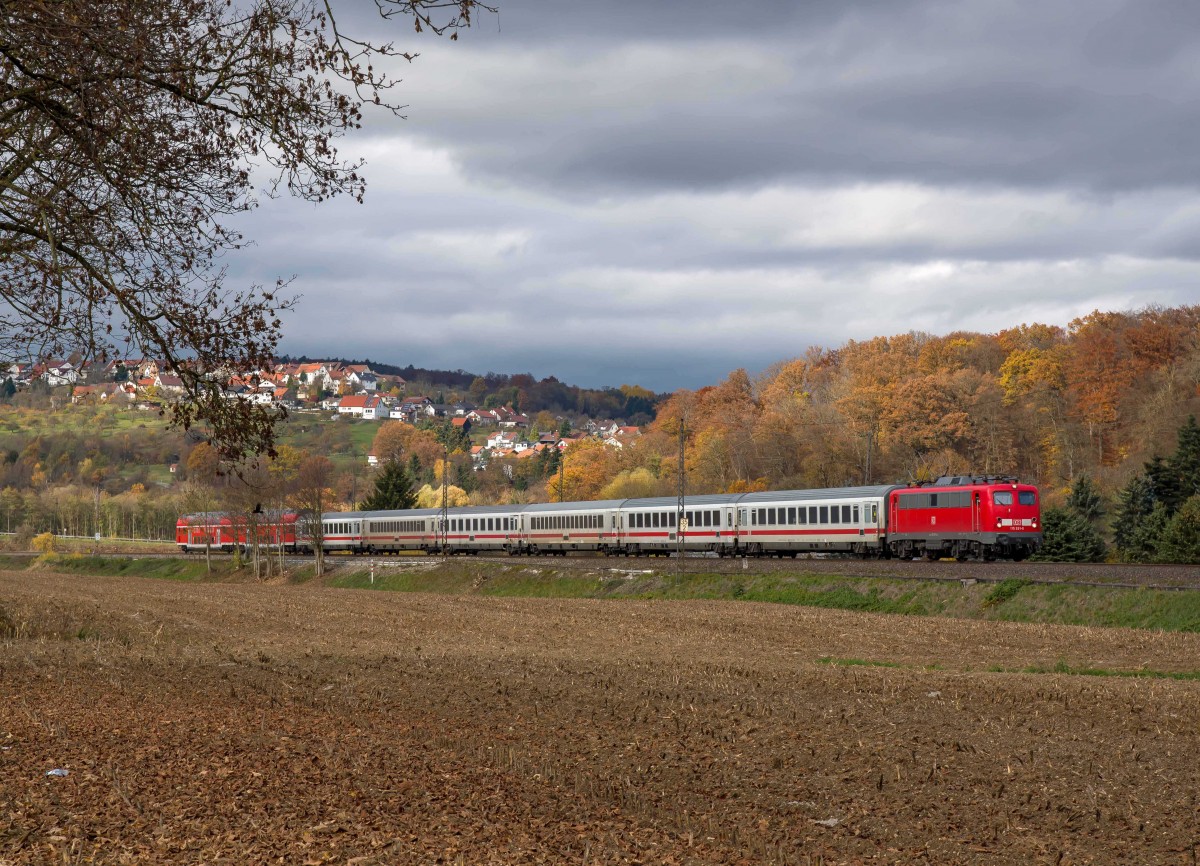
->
676;419;686;568
440;444;449;560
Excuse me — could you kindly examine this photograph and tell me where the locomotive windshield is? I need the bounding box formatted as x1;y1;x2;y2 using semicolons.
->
1019;491;1036;506
993;491;1013;505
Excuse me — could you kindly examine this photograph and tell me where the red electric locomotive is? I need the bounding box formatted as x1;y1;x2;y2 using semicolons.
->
886;476;1040;561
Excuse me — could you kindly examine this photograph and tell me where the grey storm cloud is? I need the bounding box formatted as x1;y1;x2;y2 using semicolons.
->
230;0;1200;392
385;0;1200;194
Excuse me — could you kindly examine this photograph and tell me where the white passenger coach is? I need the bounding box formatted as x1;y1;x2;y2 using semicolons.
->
317;485;896;558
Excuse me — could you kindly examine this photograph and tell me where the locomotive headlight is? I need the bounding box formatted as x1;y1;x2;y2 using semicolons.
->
1032;520;1038;529
996;518;1002;528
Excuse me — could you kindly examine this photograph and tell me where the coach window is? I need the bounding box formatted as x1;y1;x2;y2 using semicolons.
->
853;506;860;523
819;506;828;524
994;491;1014;506
842;505;851;523
798;507;807;525
830;506;840;524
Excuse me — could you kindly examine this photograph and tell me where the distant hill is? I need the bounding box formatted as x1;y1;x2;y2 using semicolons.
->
276;355;660;423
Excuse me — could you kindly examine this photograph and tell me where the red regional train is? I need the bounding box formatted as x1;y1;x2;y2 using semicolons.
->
280;475;1040;561
176;509;306;554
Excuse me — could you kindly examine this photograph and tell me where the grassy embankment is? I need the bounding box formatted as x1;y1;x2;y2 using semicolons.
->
7;553;1200;634
326;564;1200;633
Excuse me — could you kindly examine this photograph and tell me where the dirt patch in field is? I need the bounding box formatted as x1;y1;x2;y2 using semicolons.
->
2;570;1199;864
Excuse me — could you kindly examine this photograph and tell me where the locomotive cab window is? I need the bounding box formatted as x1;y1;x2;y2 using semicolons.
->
1019;491;1036;506
993;491;1014;506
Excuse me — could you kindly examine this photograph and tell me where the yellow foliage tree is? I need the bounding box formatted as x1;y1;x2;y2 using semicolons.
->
415;483;469;508
599;467;659;500
550;439;618;502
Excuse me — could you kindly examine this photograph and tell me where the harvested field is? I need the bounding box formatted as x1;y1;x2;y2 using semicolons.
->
2;570;1199;864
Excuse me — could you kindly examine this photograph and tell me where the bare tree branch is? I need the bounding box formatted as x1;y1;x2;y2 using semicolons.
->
0;0;491;460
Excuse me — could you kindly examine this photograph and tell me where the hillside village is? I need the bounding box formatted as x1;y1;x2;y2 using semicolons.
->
6;357;644;467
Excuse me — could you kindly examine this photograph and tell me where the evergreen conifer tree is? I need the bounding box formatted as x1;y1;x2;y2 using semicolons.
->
1066;474;1105;523
1168;415;1200;505
1144;454;1182;515
1112;474;1157;561
358;460;417;511
1158;494;1200;564
1031;507;1106;562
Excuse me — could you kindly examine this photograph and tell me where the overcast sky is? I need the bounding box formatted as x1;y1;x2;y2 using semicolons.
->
232;0;1200;392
